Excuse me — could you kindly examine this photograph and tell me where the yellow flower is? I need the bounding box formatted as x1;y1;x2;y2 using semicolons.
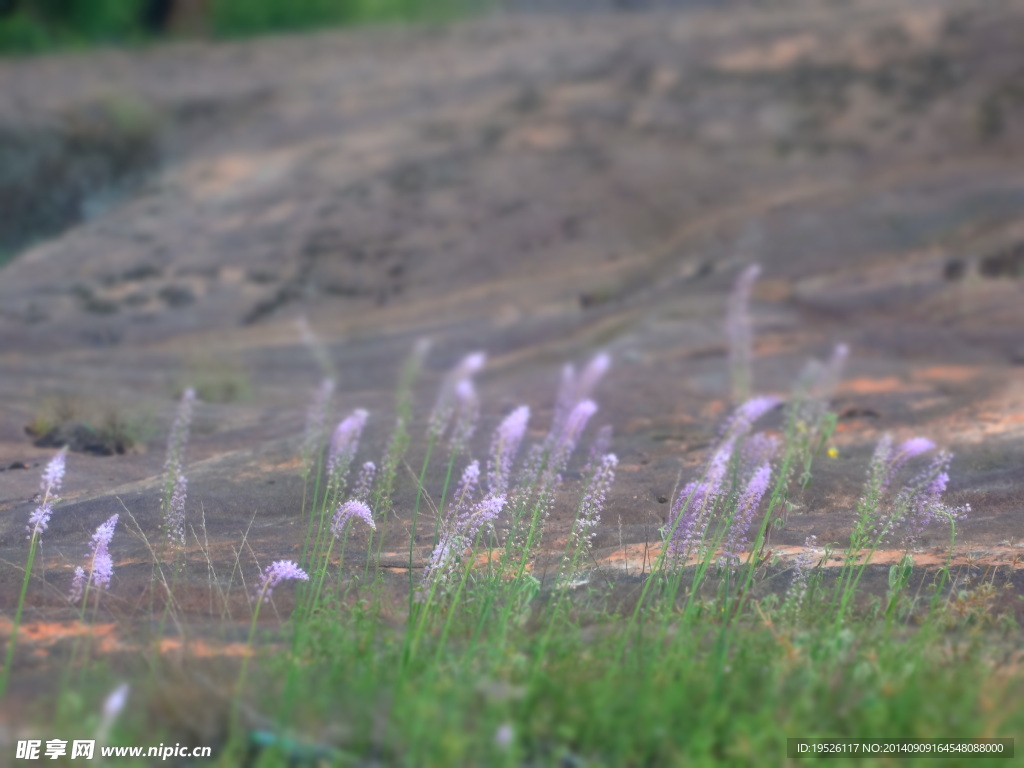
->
827;447;839;459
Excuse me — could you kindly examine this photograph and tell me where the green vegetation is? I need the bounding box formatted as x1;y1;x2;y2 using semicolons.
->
0;0;478;55
5;281;1021;765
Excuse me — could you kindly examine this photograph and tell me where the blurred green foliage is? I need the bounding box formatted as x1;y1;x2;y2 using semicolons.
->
0;0;474;55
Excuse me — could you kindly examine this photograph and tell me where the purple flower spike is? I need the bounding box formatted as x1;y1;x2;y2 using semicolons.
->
740;432;780;474
721;463;772;566
571;453;617;550
256;560;309;602
459;493;505;546
451;460;481;519
583;425;614;476
722;396;783;440
70;514;118;603
666;438;737;561
423;493;506;586
869;434;936;495
353;461;376;501
449;378;480;453
70;567;87;604
893;450;967;546
166;473;187;547
576;353;611;403
27;448;67;539
542;399;597;492
488;406;530;495
327;408;369;486
549;353;611;441
429;352;487;440
331;500;376;538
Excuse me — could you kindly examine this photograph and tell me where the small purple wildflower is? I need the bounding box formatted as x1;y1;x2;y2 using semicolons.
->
255;560;309;603
721;396;783;441
583;424;614;476
788;535;818;616
70;514;118;603
740;432;780;475
727;264;761;402
423;493;506;586
721;463;772;566
549;353;611;442
488;406;530;495
165;388;196;476
890;451;968;546
457;493;505;549
665;438;736;561
570;453;617;554
542;399;598;491
551;363;577;438
865;434;936;500
495;723;514;750
27;448;67;539
449;378;480;453
96;682;130;744
162;389;195;547
327;408;369;488
69;568;87;604
166;473;187;547
352;461;376;502
428;352;486;440
577;353;611;399
331;500;376;538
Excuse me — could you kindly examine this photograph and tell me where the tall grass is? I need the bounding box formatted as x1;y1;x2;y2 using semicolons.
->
3;268;1021;766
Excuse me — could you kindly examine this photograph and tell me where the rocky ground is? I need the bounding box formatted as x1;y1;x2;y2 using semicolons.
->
1;0;1023;671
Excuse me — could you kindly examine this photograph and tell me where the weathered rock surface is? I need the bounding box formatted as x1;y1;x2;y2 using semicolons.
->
1;0;1024;634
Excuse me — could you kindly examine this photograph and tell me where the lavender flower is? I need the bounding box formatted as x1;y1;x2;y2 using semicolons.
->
727;264;761;403
541;399;598;492
665;438;736;561
423;493;506;586
576;352;611;403
428;352;486;439
162;388;196;547
165;388;196;477
488;406;530;495
331;500;376;539
255;560;309;602
569;453;617;553
457;493;505;550
549;353;611;441
166;473;187;547
583;425;614;476
793;343;849;436
889;451;968;546
721;396;783;441
327;408;369;489
449;378;480;453
352;461;376;501
27;448;67;538
740;432;780;475
450;460;482;522
70;514;118;603
720;463;772;566
864;434;936;502
788;535;818;617
495;724;514;750
95;682;130;744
